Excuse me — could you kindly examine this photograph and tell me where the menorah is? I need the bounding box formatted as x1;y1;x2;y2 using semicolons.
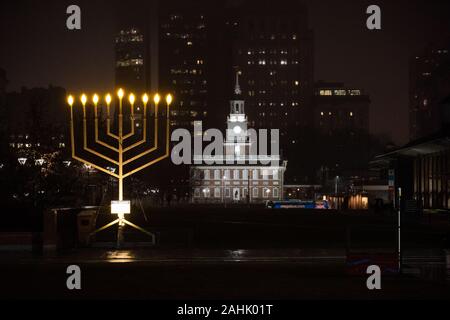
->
66;89;172;247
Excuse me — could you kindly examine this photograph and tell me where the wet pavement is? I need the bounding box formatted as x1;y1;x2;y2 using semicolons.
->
0;248;347;265
0;248;449;300
1;208;449;299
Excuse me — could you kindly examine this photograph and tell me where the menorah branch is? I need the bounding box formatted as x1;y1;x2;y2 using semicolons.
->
70;104;119;179
94;103;119;152
122;103;162;165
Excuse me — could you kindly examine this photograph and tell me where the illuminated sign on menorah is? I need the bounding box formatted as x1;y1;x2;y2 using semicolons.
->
67;89;172;247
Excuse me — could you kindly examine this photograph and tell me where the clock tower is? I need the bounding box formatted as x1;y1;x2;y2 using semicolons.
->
226;71;250;160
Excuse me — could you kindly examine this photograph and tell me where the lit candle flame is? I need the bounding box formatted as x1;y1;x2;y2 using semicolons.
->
67;95;74;107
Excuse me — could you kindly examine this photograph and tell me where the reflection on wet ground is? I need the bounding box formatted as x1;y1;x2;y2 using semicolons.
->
0;247;445;266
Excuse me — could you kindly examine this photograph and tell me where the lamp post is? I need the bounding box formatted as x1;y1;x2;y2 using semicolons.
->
223;174;227;208
222;173;225;204
335;175;339;195
247;169;251;205
18;158;27;166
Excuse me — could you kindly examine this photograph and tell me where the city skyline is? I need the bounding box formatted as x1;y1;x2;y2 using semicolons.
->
1;0;450;145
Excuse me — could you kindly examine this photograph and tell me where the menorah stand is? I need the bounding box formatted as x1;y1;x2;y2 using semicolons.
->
89;215;155;248
67;89;171;248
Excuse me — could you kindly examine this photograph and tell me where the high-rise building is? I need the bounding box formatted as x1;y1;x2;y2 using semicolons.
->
114;0;159;93
222;0;314;183
159;4;209;130
115;1;210;132
313;81;369;134
409;41;450;141
313;81;370;178
114;27;147;92
229;1;314;135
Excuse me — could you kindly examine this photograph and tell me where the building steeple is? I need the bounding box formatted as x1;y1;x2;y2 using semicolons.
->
230;70;244;115
227;69;248;146
234;70;242;96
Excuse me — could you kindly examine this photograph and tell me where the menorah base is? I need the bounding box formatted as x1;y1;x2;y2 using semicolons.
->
90;217;156;248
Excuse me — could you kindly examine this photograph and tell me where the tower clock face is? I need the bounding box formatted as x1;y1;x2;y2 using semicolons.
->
233;125;242;134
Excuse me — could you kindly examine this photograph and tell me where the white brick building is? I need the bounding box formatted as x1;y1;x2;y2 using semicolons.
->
190;72;287;203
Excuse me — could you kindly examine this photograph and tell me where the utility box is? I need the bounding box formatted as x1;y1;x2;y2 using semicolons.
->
43;207;99;254
77;210;98;247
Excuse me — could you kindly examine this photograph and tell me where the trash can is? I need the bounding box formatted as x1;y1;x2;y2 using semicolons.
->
77;210;98;247
52;208;79;253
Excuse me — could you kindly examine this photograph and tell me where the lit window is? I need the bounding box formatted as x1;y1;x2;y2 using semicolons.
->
273;188;279;197
273;170;279;180
334;90;346;96
319;90;332;96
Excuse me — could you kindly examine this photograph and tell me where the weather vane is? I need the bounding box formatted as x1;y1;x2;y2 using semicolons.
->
67;89;172;247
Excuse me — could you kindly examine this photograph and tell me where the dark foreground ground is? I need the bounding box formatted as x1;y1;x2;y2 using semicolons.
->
1;207;449;299
0;249;449;299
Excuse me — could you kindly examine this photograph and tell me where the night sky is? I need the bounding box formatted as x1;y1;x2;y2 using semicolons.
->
1;0;450;144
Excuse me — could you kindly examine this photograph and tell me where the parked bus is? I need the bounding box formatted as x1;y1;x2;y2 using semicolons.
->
266;199;329;209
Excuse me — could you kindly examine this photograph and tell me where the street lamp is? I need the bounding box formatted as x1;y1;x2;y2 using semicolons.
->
247;169;251;205
106;166;117;174
335;176;340;195
222;173;227;207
